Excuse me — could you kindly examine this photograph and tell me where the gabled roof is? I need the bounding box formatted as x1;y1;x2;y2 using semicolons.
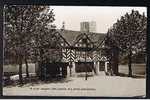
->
56;29;106;46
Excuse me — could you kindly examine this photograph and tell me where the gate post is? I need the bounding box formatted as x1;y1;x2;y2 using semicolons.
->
71;62;76;77
94;61;99;75
105;61;109;73
94;62;97;75
96;61;100;75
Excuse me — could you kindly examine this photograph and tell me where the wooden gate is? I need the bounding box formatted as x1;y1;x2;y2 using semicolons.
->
40;62;68;80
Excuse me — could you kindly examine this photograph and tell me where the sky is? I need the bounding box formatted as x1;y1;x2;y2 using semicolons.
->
50;6;147;33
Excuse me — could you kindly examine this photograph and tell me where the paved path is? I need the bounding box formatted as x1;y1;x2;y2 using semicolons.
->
3;76;146;97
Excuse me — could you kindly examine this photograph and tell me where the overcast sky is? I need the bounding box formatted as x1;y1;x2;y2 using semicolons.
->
50;6;147;33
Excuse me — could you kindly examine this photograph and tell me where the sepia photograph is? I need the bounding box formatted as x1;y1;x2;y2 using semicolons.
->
3;5;147;97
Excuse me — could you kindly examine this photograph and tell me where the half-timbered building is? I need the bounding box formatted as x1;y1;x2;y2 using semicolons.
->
35;29;111;80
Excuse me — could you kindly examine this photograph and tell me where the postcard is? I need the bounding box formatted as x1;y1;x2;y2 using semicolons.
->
3;5;147;97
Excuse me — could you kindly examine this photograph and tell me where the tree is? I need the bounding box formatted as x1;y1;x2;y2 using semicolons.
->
105;30;119;76
4;5;55;84
4;6;26;84
31;8;56;63
107;10;147;77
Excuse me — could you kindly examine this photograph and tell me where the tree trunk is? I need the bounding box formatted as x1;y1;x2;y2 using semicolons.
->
18;8;24;85
112;46;119;75
25;56;29;78
18;55;23;85
128;50;132;77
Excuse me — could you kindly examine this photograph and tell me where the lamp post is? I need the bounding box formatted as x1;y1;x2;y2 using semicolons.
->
82;37;88;80
85;50;87;80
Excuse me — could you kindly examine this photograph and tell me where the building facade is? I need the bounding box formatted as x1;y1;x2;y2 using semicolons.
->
89;21;96;33
80;21;96;33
